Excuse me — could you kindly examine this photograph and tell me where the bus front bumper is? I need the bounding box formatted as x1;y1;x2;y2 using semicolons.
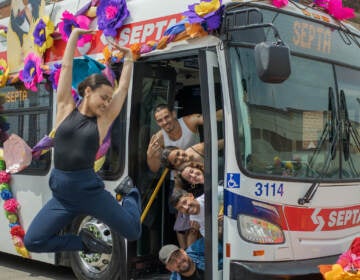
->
230;255;339;280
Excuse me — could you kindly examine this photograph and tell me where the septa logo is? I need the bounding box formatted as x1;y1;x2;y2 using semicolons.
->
311;208;325;231
284;205;360;231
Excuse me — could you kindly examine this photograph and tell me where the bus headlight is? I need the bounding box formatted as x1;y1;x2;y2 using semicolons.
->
237;215;285;244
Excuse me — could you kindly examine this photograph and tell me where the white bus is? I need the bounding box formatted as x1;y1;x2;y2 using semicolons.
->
0;0;359;279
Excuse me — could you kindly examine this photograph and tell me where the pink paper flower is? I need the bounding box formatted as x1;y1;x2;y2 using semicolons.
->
3;198;19;213
12;235;24;247
272;0;288;8
327;0;354;20
58;11;92;47
0;171;10;183
49;63;61;90
19;52;43;91
313;0;354;20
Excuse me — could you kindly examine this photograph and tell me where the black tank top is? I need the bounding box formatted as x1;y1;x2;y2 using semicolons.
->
54;109;100;171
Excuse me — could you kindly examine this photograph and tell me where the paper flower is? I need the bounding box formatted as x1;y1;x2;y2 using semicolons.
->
6;213;18;224
58;11;92;47
102;46;112;64
48;63;61;90
351;238;360;256
183;0;224;31
1;189;13;200
96;0;130;37
0;183;8;192
140;41;157;54
313;0;354;20
0;170;10;183
0;25;7;38
15;246;30;258
0;59;9;87
129;43;141;60
272;0;288;8
3;198;19;213
327;0;354;20
33;16;55;54
19;53;43;91
12;235;24;247
10;225;25;238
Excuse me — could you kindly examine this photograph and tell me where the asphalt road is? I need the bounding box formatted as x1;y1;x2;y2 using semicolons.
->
0;252;76;280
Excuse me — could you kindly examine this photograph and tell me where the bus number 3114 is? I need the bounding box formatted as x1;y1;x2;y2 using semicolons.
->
254;182;284;197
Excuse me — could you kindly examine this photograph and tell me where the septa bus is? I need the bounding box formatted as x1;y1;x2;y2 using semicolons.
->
0;0;359;279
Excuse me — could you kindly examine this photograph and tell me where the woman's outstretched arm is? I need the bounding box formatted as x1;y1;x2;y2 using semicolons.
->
105;44;134;123
55;28;94;127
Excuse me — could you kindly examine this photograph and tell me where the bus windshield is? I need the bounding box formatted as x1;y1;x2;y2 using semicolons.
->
230;46;360;180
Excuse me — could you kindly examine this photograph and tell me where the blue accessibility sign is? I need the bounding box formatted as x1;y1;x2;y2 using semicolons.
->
226;173;240;188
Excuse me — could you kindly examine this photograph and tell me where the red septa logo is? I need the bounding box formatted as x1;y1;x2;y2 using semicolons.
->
284;205;360;231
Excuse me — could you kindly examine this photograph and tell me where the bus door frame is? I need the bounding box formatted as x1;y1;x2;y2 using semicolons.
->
199;49;221;280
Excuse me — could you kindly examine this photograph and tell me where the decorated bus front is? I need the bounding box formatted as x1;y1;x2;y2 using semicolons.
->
222;2;360;279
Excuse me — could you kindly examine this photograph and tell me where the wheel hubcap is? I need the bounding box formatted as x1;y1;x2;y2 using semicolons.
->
77;216;113;273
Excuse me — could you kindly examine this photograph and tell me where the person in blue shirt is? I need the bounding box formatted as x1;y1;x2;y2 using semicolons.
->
159;239;205;280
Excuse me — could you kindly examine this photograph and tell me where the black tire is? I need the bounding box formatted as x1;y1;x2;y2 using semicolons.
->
69;215;127;280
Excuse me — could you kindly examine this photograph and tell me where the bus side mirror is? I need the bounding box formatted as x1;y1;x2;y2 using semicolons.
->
254;41;291;83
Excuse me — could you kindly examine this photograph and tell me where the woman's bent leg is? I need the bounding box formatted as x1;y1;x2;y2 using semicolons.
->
85;188;142;241
24;197;83;252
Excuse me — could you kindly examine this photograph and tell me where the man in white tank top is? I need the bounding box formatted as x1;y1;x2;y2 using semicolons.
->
146;104;203;249
147;104;202;173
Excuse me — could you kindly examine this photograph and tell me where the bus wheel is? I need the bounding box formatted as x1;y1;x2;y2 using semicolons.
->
69;215;126;280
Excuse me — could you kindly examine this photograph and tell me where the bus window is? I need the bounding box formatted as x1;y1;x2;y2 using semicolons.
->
230;47;341;180
0;82;52;174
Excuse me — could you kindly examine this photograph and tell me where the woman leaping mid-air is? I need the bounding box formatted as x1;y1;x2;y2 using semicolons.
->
24;28;141;254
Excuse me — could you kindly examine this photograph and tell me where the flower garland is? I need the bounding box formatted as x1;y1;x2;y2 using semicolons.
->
272;0;355;20
0;160;30;258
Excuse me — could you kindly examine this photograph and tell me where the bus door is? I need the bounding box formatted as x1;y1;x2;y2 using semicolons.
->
128;61;177;272
199;49;225;280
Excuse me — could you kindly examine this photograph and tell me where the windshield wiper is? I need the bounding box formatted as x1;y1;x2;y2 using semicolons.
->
307;88;338;171
340;90;360;176
299;88;339;205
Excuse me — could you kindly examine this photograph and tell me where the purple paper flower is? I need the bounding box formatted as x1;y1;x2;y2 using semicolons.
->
32;16;54;54
58;11;91;47
96;0;130;37
19;53;43;91
33;19;46;45
48;63;61;90
183;0;224;31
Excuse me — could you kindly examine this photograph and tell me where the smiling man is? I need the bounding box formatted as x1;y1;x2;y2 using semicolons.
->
159;242;205;280
146;104;202;173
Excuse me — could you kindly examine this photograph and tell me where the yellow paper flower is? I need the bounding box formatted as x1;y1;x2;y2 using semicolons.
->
0;59;9;87
33;16;55;54
194;0;221;17
324;264;360;280
15;246;31;258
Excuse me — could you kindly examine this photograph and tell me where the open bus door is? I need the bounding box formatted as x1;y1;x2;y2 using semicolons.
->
199;49;225;280
128;61;177;276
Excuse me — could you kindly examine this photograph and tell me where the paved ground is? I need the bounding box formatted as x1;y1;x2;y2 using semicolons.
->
0;251;170;280
0;252;75;280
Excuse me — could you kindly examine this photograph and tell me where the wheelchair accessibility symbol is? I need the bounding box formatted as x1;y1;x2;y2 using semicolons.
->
226;173;240;188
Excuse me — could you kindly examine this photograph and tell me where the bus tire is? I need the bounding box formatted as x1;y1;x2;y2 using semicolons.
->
69;215;127;280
